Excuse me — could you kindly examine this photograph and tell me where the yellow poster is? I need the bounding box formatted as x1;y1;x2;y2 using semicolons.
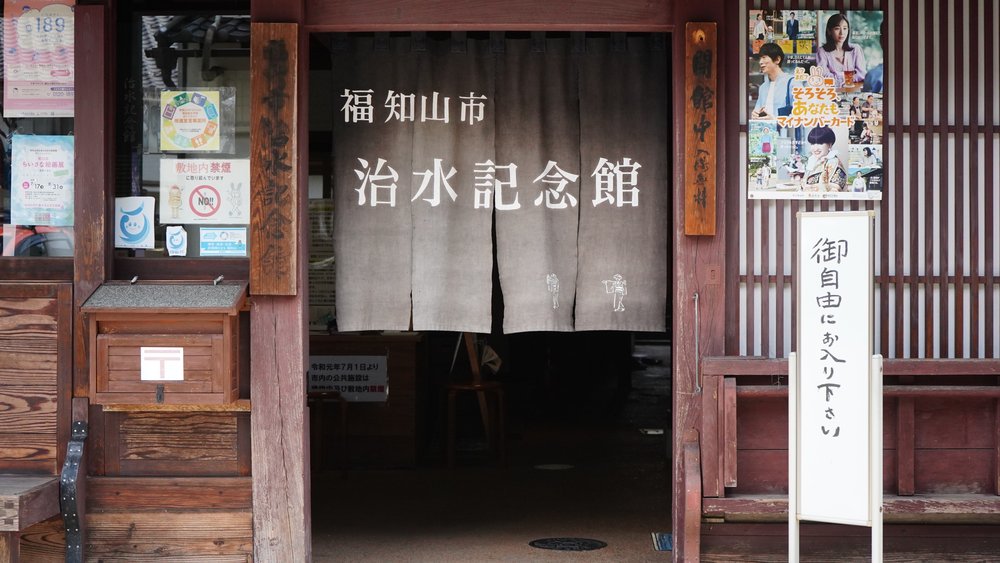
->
160;90;222;152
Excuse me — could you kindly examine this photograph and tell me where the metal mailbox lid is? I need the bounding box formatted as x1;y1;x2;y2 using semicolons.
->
80;280;248;315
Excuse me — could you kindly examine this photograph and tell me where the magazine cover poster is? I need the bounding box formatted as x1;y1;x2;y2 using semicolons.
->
747;9;883;200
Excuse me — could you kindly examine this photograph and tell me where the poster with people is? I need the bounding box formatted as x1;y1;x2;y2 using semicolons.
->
747;10;883;200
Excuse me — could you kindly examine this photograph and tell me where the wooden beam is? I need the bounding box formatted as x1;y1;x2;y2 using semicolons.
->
897;397;915;496
303;0;672;31
704;495;1000;524
74;4;114;399
682;435;702;562
702;357;1000;377
701;376;722;498
734;385;1000;399
722;378;737;488
672;2;726;559
248;16;311;561
88;477;252;511
250;296;309;561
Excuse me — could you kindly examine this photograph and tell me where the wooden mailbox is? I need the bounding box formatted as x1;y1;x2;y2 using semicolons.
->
82;281;248;406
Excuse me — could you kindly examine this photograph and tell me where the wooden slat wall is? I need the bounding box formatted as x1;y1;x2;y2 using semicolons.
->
732;0;1000;360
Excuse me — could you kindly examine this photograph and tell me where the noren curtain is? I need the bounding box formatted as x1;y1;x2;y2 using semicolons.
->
332;33;668;333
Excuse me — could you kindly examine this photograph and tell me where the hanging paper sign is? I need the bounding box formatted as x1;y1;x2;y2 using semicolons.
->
114;196;155;249
10;135;74;226
158;159;250;224
308;355;388;401
2;0;75;118
200;227;247;257
160;90;222;151
165;225;187;256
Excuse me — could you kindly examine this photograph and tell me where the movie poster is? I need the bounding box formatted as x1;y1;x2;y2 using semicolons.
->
747;10;883;200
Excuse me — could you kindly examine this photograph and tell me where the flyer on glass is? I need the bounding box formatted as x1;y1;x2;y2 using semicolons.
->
747;10;883;200
160;90;223;151
2;0;75;117
11;135;74;226
158;159;250;224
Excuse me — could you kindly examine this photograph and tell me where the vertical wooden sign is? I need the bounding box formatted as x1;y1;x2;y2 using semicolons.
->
684;22;717;236
250;23;298;295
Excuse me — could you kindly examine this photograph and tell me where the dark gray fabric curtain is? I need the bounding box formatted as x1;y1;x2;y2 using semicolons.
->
410;39;496;332
332;37;415;331
575;36;669;332
494;38;580;333
333;34;668;334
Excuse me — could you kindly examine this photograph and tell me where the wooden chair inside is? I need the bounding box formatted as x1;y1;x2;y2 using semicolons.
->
446;333;505;467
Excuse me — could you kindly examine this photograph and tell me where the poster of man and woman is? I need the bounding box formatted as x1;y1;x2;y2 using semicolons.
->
748;10;884;200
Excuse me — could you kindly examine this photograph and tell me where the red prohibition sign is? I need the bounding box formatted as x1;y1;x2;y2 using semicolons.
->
189;185;221;218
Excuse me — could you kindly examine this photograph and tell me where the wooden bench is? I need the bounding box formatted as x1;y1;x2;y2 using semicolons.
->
0;476;61;561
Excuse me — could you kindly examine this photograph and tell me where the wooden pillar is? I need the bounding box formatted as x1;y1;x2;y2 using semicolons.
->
671;2;727;561
73;4;114;398
249;0;310;558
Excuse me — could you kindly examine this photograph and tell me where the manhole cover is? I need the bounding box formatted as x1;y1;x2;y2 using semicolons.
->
533;464;575;470
529;538;607;551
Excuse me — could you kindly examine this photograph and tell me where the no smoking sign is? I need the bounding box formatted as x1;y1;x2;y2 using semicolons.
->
189;185;221;218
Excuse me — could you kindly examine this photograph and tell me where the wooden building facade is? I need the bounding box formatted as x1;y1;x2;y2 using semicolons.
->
0;0;997;561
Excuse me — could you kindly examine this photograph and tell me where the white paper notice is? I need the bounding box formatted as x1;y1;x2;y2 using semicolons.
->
140;347;184;381
159;159;250;224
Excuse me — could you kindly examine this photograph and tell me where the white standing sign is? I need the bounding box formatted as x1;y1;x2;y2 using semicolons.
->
790;211;882;562
140;347;184;381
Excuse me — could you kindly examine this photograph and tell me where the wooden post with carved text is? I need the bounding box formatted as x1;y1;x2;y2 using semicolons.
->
251;23;298;296
684;23;717;236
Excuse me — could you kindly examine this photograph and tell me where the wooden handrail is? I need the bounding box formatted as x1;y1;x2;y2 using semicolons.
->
735;385;1000;398
702;356;1000;377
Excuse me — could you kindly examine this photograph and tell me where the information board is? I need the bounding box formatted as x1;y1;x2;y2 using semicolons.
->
308;355;388;402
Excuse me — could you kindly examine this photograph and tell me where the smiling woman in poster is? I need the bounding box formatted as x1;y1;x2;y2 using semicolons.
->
816;13;866;89
802;126;847;192
751;43;794;120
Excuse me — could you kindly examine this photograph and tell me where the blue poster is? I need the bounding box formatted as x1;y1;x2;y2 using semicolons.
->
11;135;74;226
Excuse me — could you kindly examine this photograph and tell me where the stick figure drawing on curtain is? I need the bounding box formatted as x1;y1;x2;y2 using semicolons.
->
603;274;627;312
546;273;560;309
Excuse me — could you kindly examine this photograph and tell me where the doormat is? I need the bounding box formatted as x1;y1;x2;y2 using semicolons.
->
529;538;607;551
651;532;673;551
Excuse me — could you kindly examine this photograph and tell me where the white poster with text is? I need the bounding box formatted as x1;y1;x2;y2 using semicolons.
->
159;159;250;224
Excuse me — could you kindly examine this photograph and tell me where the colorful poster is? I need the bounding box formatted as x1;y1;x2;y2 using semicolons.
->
114;196;155;249
747;10;883;200
158;159;250;224
10;135;73;226
199;227;247;257
3;0;75;117
160;90;222;151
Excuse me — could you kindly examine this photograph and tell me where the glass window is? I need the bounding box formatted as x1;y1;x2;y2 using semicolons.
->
115;13;251;259
0;1;75;258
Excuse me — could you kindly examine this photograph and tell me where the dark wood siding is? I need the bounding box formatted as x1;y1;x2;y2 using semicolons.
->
730;0;1000;361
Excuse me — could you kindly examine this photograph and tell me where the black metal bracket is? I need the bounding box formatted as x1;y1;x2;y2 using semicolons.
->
61;419;88;563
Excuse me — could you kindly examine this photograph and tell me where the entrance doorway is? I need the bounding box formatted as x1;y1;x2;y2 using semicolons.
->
305;31;674;560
